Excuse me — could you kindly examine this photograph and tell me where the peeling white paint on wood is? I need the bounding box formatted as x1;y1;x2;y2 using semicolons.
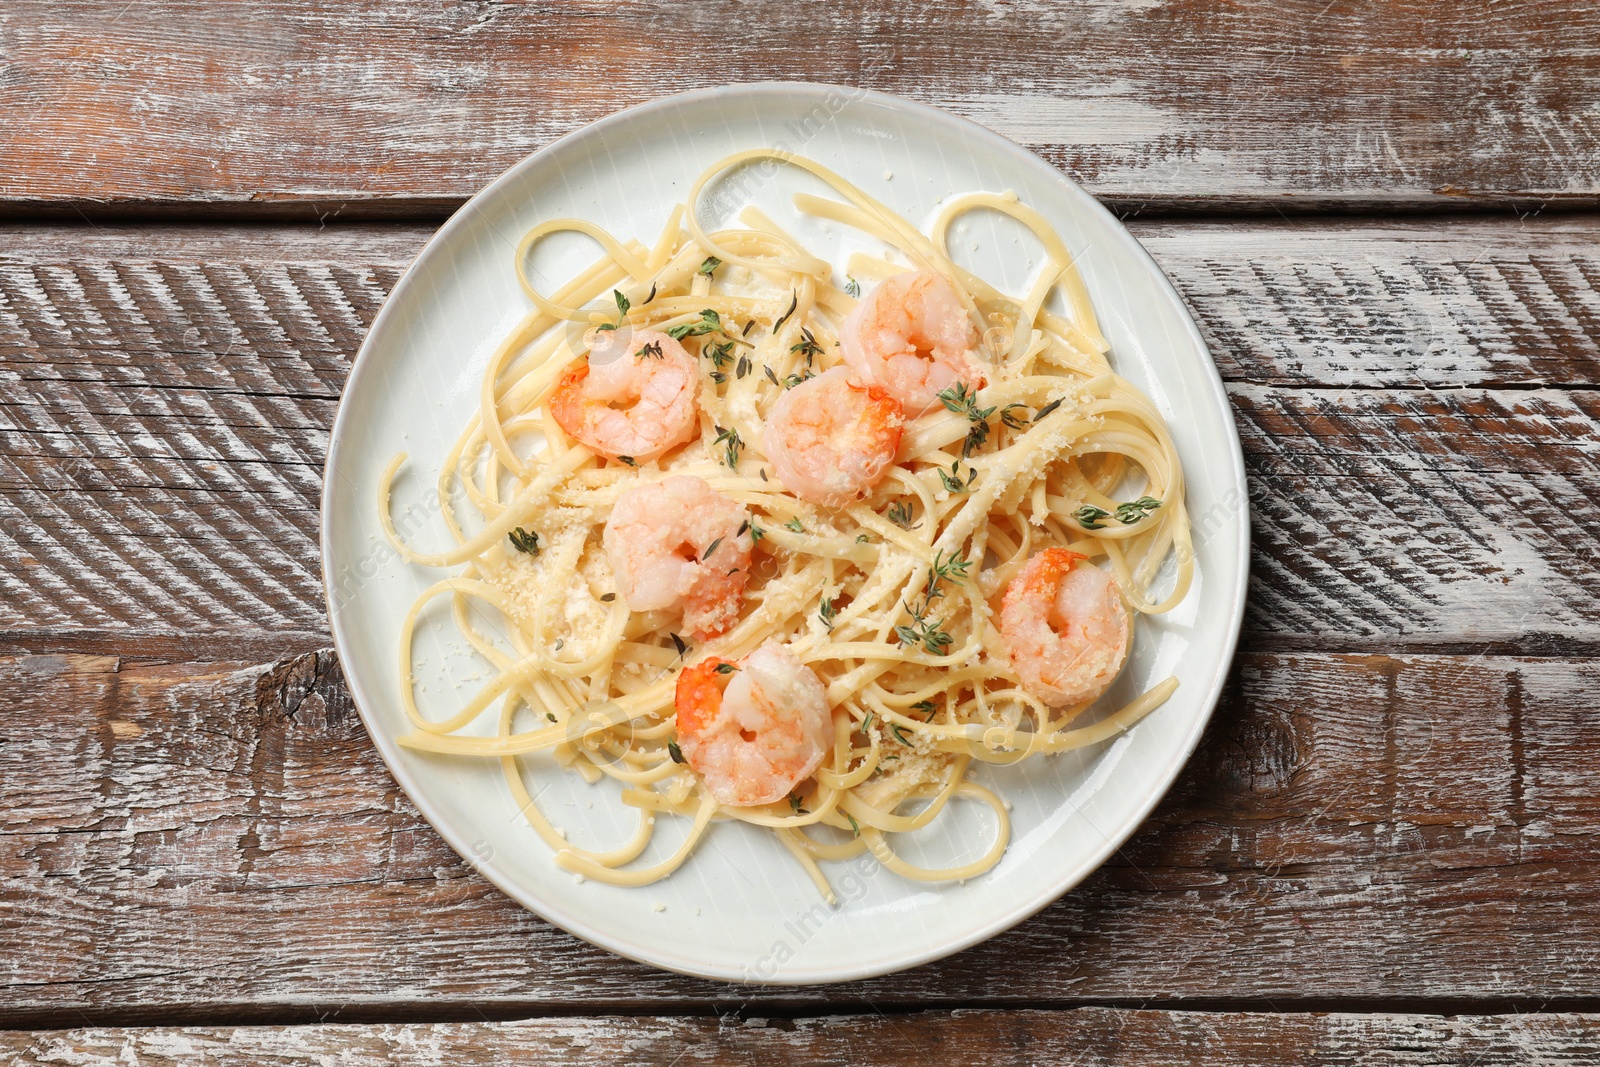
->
0;2;1597;212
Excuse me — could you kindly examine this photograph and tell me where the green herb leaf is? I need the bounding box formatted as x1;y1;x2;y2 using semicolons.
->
703;340;734;370
790;327;823;364
1000;403;1030;430
635;340;663;360
962;419;990;457
616;455;637;467
772;292;798;334
697;256;721;277
508;527;541;556
701;537;723;560
714;661;739;675
670;632;688;657
784;517;806;533
1114;496;1163;525
844;276;861;298
667;308;723;341
937;381;995;423
748;524;765;544
938;460;976;494
818;597;837;631
845;812;861;836
1033;397;1064;422
891;723;913;746
886;501;918;530
712;425;743;468
1075;504;1111;530
613;289;630;317
668;740;686;764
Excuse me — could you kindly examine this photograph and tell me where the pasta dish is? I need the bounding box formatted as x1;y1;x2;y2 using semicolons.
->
380;149;1191;903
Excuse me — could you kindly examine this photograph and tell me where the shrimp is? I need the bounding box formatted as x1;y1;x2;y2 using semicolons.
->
840;269;986;416
602;475;753;639
674;641;833;807
998;547;1131;708
550;328;700;461
762;366;905;508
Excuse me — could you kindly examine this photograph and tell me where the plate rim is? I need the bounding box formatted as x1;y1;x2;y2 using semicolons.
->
320;80;1251;986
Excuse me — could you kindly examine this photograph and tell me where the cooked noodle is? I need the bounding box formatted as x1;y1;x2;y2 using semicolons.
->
380;149;1191;903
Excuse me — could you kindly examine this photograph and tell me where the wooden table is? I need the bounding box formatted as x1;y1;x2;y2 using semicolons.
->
3;3;1598;1063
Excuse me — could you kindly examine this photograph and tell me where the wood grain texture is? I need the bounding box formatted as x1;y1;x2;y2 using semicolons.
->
6;1010;1600;1066
4;648;1599;1022
2;220;1598;648
0;2;1597;216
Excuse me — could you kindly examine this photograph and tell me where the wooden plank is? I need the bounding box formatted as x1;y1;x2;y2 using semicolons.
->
2;220;1598;648
6;1010;1600;1066
5;217;1595;389
1135;215;1600;388
0;3;1597;215
4;649;1598;1021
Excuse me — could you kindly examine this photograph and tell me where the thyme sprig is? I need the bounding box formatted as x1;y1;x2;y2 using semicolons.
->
667;307;722;341
938;382;999;458
594;289;630;332
1115;496;1163;525
1077;496;1162;530
895;609;954;657
818;595;837;632
938;381;995;422
1000;403;1030;430
895;549;967;656
937;458;978;494
790;327;823;365
885;500;919;530
712;425;743;468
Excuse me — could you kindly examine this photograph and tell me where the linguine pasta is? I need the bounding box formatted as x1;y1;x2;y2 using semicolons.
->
380;149;1192;903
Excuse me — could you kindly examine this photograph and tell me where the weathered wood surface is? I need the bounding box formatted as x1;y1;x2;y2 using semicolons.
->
7;1010;1600;1066
4;648;1597;1021
3;219;1598;649
1;2;1598;216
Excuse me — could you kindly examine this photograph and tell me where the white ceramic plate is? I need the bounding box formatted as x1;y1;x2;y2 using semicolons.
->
322;83;1249;985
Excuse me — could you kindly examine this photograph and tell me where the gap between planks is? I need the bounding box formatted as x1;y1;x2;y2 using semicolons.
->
3;1008;1599;1067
